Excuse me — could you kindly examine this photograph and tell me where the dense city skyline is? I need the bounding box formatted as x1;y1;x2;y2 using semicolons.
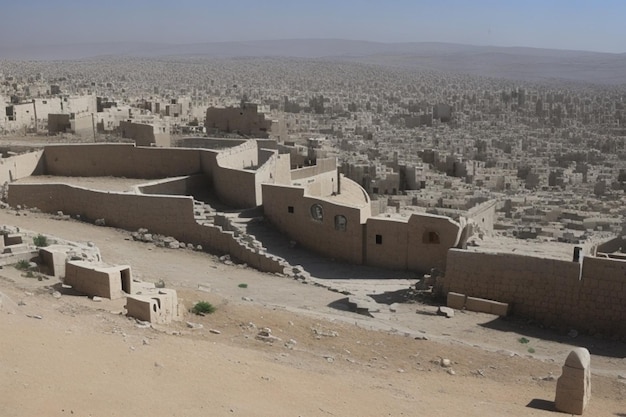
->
1;0;625;53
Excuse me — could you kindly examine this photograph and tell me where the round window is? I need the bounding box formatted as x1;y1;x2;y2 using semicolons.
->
310;204;323;221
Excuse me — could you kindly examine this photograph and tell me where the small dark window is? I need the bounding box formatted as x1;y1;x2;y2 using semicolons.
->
288;206;294;213
423;231;440;244
375;234;382;244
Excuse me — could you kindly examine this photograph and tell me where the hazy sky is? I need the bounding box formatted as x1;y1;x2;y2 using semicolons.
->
1;0;624;53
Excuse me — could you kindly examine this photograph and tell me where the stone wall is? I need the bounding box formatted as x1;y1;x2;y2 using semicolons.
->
262;182;461;272
7;182;285;274
443;249;626;337
364;214;462;273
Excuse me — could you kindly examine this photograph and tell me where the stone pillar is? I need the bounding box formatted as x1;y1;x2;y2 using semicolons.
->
555;347;591;415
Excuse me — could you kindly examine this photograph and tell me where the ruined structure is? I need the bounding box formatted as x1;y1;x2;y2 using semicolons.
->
126;289;181;324
1;143;625;337
6;141;466;274
64;261;132;300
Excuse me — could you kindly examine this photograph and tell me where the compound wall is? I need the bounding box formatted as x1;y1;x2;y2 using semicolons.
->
443;249;626;337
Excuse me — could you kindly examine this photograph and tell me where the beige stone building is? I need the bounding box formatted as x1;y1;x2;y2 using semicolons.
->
205;103;272;138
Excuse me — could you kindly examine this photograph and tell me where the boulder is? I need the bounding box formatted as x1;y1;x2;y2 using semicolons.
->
437;306;455;318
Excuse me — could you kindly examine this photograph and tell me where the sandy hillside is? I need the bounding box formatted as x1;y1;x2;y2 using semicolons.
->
0;209;625;417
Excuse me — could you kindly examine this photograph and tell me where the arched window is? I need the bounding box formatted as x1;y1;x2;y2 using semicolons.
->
310;204;323;222
335;215;347;231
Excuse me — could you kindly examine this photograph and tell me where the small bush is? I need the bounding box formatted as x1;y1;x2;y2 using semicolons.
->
191;301;216;315
528;348;536;354
155;279;166;289
238;283;248;288
15;259;30;270
33;234;49;247
518;337;530;344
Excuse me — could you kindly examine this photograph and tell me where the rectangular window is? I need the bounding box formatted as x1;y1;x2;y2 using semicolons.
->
375;234;382;245
288;206;294;213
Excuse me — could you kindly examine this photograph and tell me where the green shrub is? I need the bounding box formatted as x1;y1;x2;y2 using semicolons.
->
33;234;48;247
518;337;530;344
238;283;248;288
15;259;30;270
528;348;536;354
155;279;166;288
191;301;216;315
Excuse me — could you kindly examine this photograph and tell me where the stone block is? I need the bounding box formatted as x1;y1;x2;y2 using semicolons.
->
447;292;466;310
4;233;23;246
555;348;591;415
465;296;493;314
489;300;510;316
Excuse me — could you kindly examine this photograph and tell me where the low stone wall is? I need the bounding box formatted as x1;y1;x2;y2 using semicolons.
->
443;249;626;338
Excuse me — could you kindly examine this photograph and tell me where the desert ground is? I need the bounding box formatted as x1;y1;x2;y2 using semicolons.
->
1;208;625;417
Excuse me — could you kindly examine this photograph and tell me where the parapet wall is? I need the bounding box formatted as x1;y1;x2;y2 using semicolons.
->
466;199;497;235
138;175;210;196
0;150;44;184
291;157;337;180
443;249;626;337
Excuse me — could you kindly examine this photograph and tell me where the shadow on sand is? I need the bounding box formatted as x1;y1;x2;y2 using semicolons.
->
480;316;626;359
526;399;555;412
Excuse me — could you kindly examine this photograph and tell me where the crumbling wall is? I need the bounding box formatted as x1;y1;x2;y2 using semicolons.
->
443;249;626;337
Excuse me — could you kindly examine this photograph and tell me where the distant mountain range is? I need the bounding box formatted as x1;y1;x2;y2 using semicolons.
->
2;39;625;85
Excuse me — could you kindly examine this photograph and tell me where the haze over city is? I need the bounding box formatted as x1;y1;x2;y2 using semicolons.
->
2;0;625;53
